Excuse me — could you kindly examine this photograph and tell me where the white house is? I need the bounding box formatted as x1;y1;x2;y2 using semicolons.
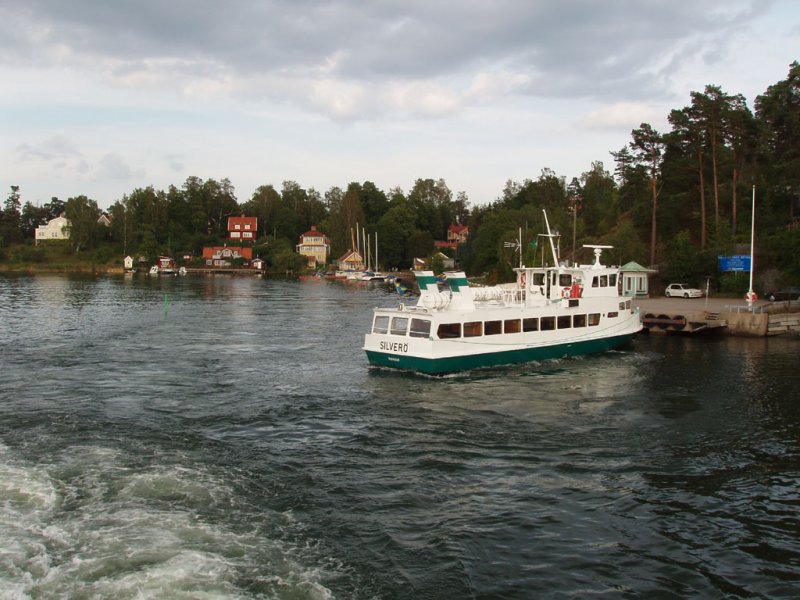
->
620;261;658;298
35;216;70;244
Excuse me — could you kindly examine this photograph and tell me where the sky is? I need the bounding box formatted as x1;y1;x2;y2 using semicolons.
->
1;1;798;210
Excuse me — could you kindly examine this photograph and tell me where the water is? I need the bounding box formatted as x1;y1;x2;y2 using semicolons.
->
1;273;799;599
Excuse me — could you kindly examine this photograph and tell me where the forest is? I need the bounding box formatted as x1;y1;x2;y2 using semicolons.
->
1;62;798;294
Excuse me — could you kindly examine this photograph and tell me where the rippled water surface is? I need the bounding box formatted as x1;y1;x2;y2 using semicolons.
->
1;273;799;599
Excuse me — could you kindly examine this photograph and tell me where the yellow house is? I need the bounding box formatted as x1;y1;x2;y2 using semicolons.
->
296;225;330;268
35;215;70;244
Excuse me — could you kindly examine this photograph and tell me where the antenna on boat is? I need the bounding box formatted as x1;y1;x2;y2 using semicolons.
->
542;210;559;267
582;244;613;268
503;227;523;269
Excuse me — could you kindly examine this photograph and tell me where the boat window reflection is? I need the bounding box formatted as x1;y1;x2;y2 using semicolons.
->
464;321;483;337
373;315;389;334
437;323;461;339
409;318;431;338
485;320;502;335
391;317;409;336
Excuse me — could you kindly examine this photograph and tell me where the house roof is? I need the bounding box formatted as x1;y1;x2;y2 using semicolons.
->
299;225;327;238
620;261;657;273
337;249;363;262
449;224;468;233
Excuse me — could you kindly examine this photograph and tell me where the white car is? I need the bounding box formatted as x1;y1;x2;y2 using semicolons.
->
665;283;702;298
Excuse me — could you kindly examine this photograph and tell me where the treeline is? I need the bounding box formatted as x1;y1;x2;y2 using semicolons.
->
2;62;798;290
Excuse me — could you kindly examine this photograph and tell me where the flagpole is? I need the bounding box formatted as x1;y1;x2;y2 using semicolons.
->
747;185;756;308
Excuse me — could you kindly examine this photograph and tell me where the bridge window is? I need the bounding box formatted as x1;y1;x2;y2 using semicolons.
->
600;275;608;287
373;315;389;334
391;317;409;336
410;318;432;338
559;274;572;287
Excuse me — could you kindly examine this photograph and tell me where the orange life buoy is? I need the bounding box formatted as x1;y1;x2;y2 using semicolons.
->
562;287;571;299
745;291;758;301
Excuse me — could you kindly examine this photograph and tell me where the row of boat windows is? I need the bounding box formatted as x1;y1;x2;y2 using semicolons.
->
534;273;618;287
373;301;631;339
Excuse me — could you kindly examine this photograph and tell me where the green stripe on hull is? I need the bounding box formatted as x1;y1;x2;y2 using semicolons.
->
365;333;636;375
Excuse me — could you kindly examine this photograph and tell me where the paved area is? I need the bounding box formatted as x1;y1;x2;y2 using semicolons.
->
633;295;795;314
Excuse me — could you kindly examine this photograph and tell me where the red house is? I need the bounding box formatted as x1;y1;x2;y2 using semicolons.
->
202;246;253;267
227;216;258;242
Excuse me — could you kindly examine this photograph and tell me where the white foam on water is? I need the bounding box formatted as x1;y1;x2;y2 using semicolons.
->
0;442;336;599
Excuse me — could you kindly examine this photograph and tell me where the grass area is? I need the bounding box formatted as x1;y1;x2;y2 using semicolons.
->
0;242;120;272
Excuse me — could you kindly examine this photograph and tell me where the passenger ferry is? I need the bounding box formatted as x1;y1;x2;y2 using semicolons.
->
363;216;642;374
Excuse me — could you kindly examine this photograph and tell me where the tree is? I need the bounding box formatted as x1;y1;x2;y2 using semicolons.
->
668;107;708;248
725;95;757;236
690;85;737;233
376;198;416;269
629;123;665;266
64;195;100;252
755;61;800;222
1;186;23;245
243;184;281;238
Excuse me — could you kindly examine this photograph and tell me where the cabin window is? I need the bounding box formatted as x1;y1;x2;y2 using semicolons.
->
559;274;572;287
409;318;432;338
523;318;539;332
588;313;600;326
607;311;619;319
619;302;626;311
599;275;608;287
391;317;409;336
464;321;483;337
485;320;502;335
504;319;521;334
373;315;389;334
592;276;599;287
540;316;555;331
533;273;545;286
609;274;617;287
557;315;571;329
437;323;461;339
573;314;586;328
625;300;631;310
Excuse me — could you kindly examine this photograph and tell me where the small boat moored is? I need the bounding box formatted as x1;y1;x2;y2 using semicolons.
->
363;212;643;374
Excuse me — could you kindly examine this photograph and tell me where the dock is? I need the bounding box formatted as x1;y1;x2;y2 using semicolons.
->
633;297;800;337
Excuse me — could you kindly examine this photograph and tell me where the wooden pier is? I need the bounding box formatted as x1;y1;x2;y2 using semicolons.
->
634;297;800;337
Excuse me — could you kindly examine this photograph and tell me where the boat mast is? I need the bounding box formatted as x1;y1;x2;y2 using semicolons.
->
542;210;559;267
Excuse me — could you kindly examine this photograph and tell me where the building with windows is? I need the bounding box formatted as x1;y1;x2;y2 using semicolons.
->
202;246;254;267
34;215;70;244
296;225;330;268
227;216;258;242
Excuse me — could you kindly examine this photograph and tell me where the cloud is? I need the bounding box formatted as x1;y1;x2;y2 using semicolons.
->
15;135;81;162
97;153;141;180
0;0;774;119
576;102;668;132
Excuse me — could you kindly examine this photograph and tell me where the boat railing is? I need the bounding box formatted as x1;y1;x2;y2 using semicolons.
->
725;304;767;314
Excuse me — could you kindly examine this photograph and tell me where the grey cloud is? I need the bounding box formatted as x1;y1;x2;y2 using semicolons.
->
0;0;774;104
